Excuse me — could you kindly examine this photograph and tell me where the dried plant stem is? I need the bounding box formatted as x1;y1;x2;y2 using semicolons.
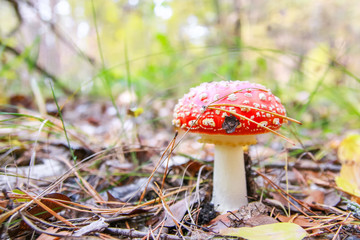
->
22;190;75;227
105;227;184;240
20;212;72;238
256;170;317;218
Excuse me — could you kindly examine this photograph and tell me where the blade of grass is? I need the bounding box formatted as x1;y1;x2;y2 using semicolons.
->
27;119;48;190
0;112;53;125
49;80;76;163
90;0;126;141
30;77;46;116
124;39;133;98
325;86;360;118
296;66;330;119
333;60;360;84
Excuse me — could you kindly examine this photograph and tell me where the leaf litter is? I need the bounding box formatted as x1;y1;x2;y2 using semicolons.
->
0;95;360;239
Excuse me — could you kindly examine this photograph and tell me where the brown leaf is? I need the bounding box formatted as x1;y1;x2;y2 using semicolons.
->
209;202;272;232
323;190;341;207
208;212;232;233
0;200;9;212
270;193;295;209
9;95;33;109
36;227;71;240
277;215;319;228
304;190;324;205
163;195;196;227
105;191;127;208
231;201;271;223
244;215;278;227
306;174;332;187
154;190;206;227
181;160;211;176
20;193;71;231
106;178;154;202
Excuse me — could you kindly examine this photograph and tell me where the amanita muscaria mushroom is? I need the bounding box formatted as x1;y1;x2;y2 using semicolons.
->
172;80;301;212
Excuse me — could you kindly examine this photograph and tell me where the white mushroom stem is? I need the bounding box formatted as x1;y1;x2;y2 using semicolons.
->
212;144;247;212
199;134;257;212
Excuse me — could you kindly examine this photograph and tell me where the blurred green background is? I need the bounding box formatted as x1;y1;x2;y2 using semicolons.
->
1;0;360;138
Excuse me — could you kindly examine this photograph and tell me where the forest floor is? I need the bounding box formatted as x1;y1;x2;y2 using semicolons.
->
1;95;359;240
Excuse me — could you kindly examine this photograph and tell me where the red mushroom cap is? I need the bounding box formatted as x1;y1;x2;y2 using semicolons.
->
173;81;286;138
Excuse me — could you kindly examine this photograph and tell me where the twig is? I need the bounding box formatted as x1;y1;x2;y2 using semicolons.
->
256;170;317;218
152;183;184;235
105;227;185;240
138;132;178;203
332;212;352;240
21;190;75;227
19;212;72;238
161;133;177;190
23;212;79;230
73;217;108;237
264;162;341;172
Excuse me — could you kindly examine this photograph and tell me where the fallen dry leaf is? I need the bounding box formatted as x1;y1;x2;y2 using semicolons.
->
220;222;307;240
19;193;71;231
304;189;324;205
277;215;319;228
208;212;232;232
336;133;360;202
36;227;71;240
338;134;360;163
163;191;204;227
244;215;278;227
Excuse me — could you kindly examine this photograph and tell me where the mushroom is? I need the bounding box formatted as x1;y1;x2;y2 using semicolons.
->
172;81;301;212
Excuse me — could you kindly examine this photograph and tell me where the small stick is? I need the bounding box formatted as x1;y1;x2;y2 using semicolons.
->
161;133;177;190
256;170;317;218
21;190;75;228
138;131;178;203
105;227;184;240
19;212;72;237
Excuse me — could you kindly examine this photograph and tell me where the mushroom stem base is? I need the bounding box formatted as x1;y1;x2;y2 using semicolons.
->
212;145;247;212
